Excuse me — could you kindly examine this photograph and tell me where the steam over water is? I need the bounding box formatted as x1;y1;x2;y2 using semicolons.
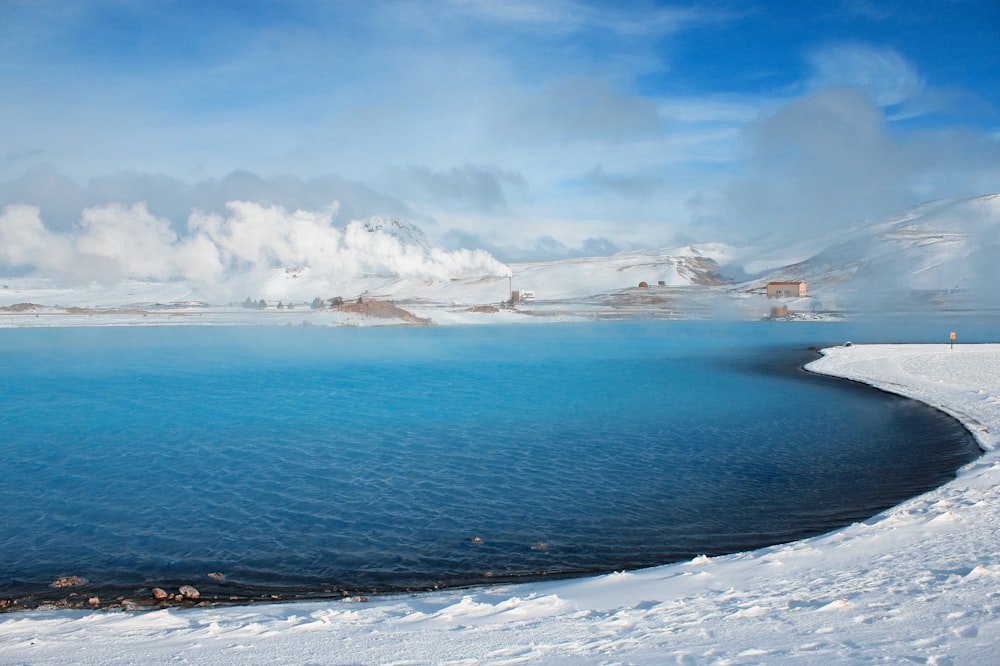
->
0;322;979;601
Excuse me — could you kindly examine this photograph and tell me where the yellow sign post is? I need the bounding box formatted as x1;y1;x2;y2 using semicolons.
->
950;331;956;350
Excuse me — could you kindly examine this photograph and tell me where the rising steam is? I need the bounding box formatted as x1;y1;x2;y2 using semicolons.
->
0;201;512;286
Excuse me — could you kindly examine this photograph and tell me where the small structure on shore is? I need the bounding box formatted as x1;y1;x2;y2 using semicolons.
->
766;281;807;298
508;289;535;305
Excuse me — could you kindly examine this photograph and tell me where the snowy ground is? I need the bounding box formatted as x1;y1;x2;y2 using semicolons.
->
2;343;1000;664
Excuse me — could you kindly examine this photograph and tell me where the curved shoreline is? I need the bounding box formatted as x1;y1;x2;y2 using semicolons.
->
0;342;978;614
3;343;1000;664
805;343;999;454
802;352;988;456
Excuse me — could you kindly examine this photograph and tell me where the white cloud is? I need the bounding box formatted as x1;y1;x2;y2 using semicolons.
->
489;78;665;145
385;163;529;214
0;169;415;238
75;204;219;282
0;200;511;287
722;87;915;239
807;43;925;107
0;205;75;273
188;202;343;272
0;3;995;264
717;82;1000;245
450;0;716;37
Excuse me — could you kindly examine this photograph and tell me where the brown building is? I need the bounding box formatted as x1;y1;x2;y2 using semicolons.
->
766;281;807;298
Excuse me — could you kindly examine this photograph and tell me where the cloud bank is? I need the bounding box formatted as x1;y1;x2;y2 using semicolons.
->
704;41;1000;246
1;2;998;264
0;201;511;287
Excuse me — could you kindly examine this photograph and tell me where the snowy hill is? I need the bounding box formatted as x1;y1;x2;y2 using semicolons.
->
361;216;437;253
181;237;737;309
1;195;997;324
506;244;732;300
346;243;734;305
745;194;1000;314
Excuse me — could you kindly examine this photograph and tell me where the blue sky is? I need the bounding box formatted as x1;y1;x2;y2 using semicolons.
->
1;0;998;261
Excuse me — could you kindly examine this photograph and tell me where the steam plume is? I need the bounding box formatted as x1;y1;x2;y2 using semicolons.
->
0;201;512;286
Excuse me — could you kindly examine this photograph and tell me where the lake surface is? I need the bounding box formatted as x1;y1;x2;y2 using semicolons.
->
0;322;980;602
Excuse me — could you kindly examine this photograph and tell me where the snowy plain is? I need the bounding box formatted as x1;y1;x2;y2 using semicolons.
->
1;342;999;664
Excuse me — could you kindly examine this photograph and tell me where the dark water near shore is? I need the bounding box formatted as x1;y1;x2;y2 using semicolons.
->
0;322;980;603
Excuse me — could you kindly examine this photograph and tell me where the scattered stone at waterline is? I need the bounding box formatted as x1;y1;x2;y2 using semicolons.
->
87;596;100;607
179;585;200;600
207;571;225;581
50;575;88;588
151;587;168;600
341;595;369;603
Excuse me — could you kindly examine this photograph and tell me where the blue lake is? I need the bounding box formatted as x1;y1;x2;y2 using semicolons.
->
0;322;981;603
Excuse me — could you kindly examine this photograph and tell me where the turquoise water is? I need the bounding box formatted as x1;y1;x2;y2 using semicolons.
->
0;322;980;602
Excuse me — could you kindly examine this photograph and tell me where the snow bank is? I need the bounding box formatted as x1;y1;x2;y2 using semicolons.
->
2;344;1000;664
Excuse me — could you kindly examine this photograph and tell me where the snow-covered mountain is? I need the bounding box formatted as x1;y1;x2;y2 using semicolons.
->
361;216;437;253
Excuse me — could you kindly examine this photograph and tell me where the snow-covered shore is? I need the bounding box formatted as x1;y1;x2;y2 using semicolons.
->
2;343;999;664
